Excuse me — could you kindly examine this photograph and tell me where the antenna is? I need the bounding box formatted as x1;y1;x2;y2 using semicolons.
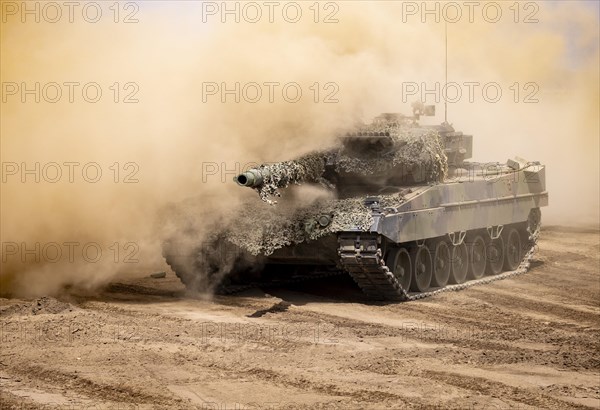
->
444;21;448;124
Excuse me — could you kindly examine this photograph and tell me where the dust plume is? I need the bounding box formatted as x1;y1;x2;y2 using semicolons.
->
1;1;598;297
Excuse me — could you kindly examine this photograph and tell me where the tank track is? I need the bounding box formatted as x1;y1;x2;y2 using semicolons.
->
339;227;540;301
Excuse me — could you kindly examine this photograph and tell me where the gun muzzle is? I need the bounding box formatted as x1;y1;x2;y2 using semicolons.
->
234;169;267;188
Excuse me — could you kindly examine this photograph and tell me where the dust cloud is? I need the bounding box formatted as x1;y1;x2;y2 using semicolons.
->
1;1;597;297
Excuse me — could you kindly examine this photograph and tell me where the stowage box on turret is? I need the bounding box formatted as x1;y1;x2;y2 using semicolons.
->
163;103;548;300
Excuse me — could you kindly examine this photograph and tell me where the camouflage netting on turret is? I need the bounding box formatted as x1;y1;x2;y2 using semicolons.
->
254;155;326;204
252;128;447;204
335;129;448;180
226;193;408;256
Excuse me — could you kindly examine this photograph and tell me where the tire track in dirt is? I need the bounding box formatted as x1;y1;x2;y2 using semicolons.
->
464;288;599;325
135;340;422;408
4;364;182;406
422;370;597;410
0;390;41;410
244;367;416;407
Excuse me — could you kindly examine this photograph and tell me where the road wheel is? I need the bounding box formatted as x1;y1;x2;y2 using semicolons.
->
486;236;505;275
468;235;487;280
411;246;433;292
504;228;522;271
386;248;412;291
431;240;451;287
449;242;469;284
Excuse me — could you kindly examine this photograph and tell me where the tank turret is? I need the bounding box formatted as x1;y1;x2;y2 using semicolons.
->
233;108;450;203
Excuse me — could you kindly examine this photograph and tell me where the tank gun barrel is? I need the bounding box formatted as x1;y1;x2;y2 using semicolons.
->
234;169;269;188
232;156;326;204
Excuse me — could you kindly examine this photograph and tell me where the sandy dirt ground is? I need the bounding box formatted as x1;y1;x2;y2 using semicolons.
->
1;226;598;410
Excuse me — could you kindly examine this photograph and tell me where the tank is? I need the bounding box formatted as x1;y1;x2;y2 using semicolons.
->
162;103;548;300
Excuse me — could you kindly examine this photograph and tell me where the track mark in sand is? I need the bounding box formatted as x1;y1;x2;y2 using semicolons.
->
163;377;351;409
176;354;422;408
0;375;102;409
465;288;600;325
398;296;598;344
423;370;596;409
243;367;421;407
6;364;182;406
247;301;292;318
0;390;42;410
302;296;600;371
104;283;182;298
257;302;575;361
540;384;600;408
296;300;599;372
